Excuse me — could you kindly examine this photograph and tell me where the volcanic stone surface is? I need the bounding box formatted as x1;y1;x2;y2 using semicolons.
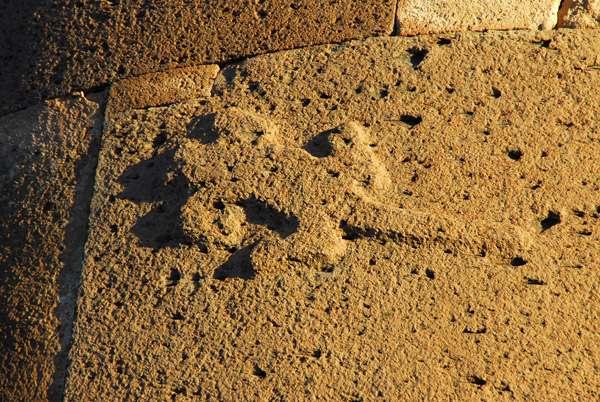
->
65;30;600;401
396;0;561;35
106;65;221;115
0;0;395;116
558;0;600;28
0;93;105;402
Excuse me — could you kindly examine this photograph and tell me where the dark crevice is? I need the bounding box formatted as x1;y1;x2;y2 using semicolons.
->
392;0;402;35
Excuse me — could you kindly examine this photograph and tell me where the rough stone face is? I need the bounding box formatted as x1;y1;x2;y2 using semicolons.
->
396;0;562;35
558;0;600;28
65;30;600;401
106;65;220;115
0;93;105;401
0;0;395;116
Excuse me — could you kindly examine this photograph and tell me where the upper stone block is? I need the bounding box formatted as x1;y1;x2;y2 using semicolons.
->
0;0;395;115
396;0;562;35
558;0;600;28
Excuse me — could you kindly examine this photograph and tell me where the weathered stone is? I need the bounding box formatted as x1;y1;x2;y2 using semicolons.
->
558;0;600;28
106;65;220;115
0;93;106;401
0;0;395;116
396;0;562;35
66;30;600;401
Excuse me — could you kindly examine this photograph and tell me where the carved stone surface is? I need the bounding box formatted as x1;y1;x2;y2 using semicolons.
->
65;30;600;401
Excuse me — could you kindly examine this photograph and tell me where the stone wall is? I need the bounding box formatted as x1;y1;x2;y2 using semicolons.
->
1;2;599;401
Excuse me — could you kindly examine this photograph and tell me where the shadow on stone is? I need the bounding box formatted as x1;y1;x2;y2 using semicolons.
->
117;148;192;250
186;113;220;144
235;196;299;239
214;243;256;280
302;128;338;158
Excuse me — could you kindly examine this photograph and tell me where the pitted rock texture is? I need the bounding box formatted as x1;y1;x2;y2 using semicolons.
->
106;65;220;115
558;0;600;28
66;30;600;401
396;0;561;35
0;0;395;116
0;93;105;402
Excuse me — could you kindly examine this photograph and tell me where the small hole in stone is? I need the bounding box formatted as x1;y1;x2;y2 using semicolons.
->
425;268;435;279
507;149;523;161
253;365;267;378
167;268;181;287
510;257;527;266
526;277;546;285
468;375;487;386
321;264;335;273
408;47;429;69
541;211;561;231
399;115;422;128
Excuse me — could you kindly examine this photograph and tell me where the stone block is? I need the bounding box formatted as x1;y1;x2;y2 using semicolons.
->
0;0;395;115
0;92;106;401
65;30;600;401
396;0;561;35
